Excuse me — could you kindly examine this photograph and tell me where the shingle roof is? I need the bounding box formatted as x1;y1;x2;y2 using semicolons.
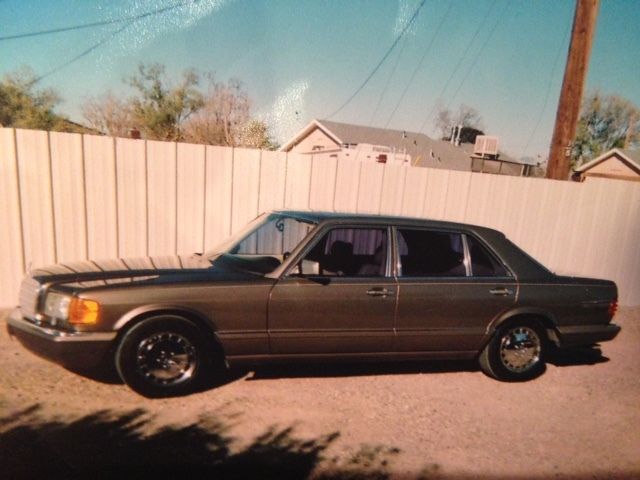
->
282;119;473;171
318;119;472;171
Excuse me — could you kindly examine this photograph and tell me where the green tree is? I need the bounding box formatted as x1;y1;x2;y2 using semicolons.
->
127;63;203;141
82;64;275;148
238;119;278;150
572;91;640;166
0;67;63;130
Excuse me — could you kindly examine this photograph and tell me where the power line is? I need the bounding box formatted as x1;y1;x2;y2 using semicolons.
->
32;20;137;84
29;1;202;84
383;1;454;128
368;36;408;125
0;0;197;41
520;20;572;159
443;0;511;115
325;0;427;120
418;0;498;133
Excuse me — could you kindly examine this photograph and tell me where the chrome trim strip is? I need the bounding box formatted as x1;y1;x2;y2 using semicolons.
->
462;234;472;276
7;309;117;343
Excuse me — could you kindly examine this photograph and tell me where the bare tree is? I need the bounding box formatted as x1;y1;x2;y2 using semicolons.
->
80;63;275;147
182;77;251;146
434;104;484;140
82;92;133;137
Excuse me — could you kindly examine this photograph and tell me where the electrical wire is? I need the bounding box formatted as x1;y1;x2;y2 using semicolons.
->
29;1;203;84
443;0;511;116
368;36;408;126
519;19;572;159
325;0;427;120
382;1;454;128
31;20;137;84
418;0;498;133
0;0;198;41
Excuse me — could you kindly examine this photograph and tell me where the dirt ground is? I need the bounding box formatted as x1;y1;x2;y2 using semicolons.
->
1;308;638;479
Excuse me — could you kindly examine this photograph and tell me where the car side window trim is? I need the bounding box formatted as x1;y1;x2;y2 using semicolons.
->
463;233;515;278
393;226;468;279
392;226;514;280
281;224;393;279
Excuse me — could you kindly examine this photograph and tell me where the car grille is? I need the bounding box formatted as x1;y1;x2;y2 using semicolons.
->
19;276;42;320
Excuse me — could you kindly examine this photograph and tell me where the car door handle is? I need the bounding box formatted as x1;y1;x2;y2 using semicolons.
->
489;288;513;296
366;288;393;297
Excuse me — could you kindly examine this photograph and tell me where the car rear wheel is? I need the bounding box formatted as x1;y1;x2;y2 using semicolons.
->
115;315;210;397
479;319;546;381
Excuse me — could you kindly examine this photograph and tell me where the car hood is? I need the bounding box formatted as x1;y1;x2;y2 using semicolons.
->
29;255;257;289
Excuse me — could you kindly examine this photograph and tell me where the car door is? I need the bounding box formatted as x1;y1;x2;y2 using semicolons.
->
268;225;397;354
394;227;517;353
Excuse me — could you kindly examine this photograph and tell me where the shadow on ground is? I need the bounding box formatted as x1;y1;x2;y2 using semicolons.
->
0;404;403;479
2;404;636;480
65;346;609;390
249;345;608;381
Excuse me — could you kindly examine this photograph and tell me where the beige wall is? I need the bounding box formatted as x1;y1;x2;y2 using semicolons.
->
583;155;640;181
289;126;340;154
1;127;640;306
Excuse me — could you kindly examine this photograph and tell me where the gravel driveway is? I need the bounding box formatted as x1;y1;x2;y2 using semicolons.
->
1;308;638;479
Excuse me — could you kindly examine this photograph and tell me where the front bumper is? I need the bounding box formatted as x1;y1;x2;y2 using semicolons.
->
554;323;621;348
6;308;117;369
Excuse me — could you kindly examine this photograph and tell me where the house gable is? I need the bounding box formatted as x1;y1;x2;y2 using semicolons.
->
577;149;640;181
289;125;341;154
584;156;640;180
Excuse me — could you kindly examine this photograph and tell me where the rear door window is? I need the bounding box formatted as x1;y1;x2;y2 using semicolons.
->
396;229;466;277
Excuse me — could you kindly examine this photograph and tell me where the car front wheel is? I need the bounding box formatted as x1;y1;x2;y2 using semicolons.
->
479;320;546;381
115;315;209;397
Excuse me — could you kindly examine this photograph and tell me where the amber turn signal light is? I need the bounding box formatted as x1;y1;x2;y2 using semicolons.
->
68;298;100;325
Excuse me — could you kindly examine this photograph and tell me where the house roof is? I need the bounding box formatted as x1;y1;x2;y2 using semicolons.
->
280;119;473;171
574;148;640;174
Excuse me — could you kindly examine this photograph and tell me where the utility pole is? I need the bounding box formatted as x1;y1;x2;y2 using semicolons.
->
546;0;599;180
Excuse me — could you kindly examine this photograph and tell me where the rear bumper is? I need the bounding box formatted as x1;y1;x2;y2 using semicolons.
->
6;308;117;369
554;323;621;348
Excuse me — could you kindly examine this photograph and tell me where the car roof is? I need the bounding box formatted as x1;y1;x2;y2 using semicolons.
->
271;209;502;235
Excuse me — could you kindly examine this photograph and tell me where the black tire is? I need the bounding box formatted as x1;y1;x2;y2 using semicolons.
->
115;315;211;398
479;319;547;382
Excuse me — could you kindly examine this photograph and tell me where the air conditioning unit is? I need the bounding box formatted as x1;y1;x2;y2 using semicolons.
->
473;136;499;158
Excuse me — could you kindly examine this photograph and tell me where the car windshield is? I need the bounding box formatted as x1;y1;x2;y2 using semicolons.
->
205;213;317;275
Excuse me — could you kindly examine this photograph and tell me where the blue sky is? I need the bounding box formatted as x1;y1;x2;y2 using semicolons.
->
1;0;639;159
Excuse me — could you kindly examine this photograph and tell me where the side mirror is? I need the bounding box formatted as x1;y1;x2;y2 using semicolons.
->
300;259;320;275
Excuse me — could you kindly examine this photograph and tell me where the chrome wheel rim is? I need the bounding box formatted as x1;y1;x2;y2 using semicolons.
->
136;332;197;386
499;326;541;373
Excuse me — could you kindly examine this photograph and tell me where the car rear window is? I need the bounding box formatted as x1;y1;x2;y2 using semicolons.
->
467;235;508;277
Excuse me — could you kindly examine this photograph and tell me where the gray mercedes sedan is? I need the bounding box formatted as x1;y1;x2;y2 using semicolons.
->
8;211;620;397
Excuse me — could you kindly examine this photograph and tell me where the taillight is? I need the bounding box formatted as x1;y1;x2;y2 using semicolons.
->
608;298;618;319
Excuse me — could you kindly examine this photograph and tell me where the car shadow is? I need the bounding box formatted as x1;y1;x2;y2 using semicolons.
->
546;345;609;367
65;346;609;390
247;345;609;382
247;359;480;381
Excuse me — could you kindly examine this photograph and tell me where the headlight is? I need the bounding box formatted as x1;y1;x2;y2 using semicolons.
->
44;293;71;320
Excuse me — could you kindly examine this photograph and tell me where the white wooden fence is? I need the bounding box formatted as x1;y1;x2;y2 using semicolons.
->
1;127;639;306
